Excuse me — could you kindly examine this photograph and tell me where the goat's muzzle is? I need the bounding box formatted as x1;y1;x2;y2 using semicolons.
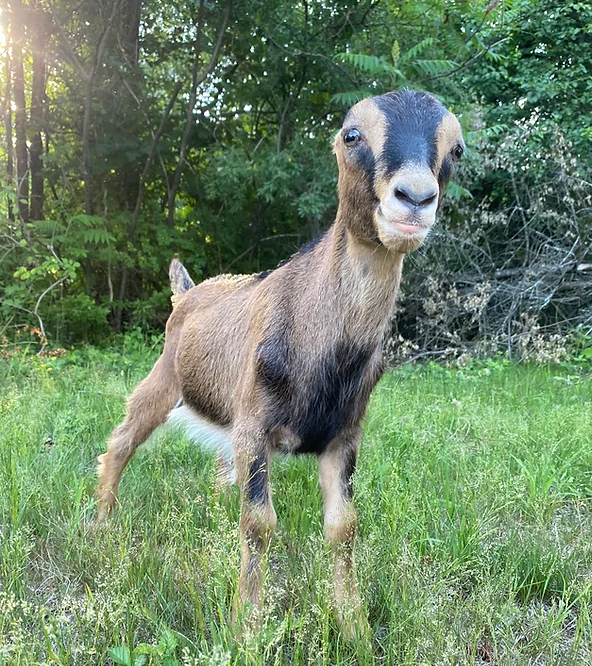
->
373;164;440;251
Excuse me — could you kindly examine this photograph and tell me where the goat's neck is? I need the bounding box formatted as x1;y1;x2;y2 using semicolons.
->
325;221;404;340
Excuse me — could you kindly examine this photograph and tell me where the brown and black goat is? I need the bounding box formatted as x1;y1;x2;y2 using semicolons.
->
96;90;464;637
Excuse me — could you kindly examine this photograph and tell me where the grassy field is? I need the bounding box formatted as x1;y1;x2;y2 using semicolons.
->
2;345;592;665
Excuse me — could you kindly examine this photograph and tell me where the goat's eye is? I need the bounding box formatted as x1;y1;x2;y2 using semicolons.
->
344;129;361;146
453;144;464;160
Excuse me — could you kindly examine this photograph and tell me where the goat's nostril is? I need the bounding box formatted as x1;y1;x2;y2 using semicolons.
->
394;184;438;208
420;191;438;206
394;186;415;206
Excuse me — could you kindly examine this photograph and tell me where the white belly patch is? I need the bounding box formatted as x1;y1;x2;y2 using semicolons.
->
166;404;235;482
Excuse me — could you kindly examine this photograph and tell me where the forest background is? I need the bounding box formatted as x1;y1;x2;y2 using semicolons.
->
0;0;591;360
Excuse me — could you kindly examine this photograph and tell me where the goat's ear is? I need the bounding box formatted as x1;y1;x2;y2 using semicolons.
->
169;257;195;309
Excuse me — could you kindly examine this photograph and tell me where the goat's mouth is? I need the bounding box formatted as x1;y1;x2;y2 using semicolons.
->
374;206;434;253
392;219;427;235
376;206;432;237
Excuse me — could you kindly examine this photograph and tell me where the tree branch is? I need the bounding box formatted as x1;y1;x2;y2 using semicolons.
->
167;0;233;227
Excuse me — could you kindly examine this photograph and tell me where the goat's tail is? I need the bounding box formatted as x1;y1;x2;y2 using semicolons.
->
169;257;195;309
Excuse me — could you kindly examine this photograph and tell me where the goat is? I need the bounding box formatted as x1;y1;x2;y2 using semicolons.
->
96;90;464;637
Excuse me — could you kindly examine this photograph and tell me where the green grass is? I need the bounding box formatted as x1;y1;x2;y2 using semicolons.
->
2;350;592;664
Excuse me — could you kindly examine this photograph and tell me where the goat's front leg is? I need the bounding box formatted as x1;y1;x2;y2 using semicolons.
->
318;426;368;639
233;422;277;623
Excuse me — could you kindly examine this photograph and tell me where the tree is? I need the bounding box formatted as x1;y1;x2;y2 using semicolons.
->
0;0;590;355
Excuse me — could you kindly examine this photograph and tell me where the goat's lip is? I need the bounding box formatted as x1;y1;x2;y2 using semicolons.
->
392;221;428;235
377;208;429;236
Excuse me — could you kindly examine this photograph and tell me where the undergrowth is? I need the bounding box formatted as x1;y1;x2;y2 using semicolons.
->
1;346;592;664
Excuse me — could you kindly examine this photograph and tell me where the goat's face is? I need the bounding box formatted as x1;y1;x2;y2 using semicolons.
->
335;90;464;253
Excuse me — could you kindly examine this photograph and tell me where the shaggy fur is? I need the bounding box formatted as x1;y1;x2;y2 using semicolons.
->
96;89;464;637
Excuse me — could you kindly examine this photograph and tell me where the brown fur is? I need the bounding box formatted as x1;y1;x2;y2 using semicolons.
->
96;90;464;636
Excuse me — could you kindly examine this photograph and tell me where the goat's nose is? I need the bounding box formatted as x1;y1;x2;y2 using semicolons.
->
394;183;438;209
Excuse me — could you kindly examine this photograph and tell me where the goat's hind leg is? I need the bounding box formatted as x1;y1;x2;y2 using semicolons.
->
96;356;179;521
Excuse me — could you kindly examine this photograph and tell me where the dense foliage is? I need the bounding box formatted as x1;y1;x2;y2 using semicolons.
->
0;0;591;354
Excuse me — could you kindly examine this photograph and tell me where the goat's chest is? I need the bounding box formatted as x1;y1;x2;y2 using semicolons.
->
255;337;383;454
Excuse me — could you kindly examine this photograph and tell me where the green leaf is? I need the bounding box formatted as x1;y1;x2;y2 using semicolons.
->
330;91;367;106
160;629;178;651
108;646;133;666
413;59;457;76
398;37;435;64
71;214;106;228
391;40;400;64
445;181;473;200
337;53;394;74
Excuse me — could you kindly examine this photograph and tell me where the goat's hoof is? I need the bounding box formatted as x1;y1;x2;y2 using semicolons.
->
337;608;371;644
94;499;114;524
231;598;262;641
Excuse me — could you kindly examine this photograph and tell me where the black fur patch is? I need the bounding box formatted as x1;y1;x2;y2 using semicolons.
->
181;273;194;293
294;342;373;453
295;232;326;257
375;91;445;175
256;337;292;401
256;269;272;281
170;259;195;294
258;337;380;455
276;232;327;270
342;447;358;500
246;456;269;505
339;143;381;241
350;142;376;183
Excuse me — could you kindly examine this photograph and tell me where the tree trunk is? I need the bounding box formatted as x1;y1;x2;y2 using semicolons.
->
29;9;48;221
82;75;94;215
11;0;29;224
112;78;184;332
47;0;123;216
3;45;15;222
121;0;143;67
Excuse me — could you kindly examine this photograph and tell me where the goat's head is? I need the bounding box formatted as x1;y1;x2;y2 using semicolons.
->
334;90;464;253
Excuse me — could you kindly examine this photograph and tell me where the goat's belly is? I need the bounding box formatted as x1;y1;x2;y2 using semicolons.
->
286;398;365;455
176;297;251;426
167;404;235;482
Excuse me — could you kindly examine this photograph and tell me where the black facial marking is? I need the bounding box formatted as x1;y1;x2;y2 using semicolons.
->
246;456;269;505
342;447;358;500
339;140;380;241
374;91;446;176
438;157;453;187
352;142;376;183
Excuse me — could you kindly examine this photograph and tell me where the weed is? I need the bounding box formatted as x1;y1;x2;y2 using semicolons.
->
1;352;592;664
